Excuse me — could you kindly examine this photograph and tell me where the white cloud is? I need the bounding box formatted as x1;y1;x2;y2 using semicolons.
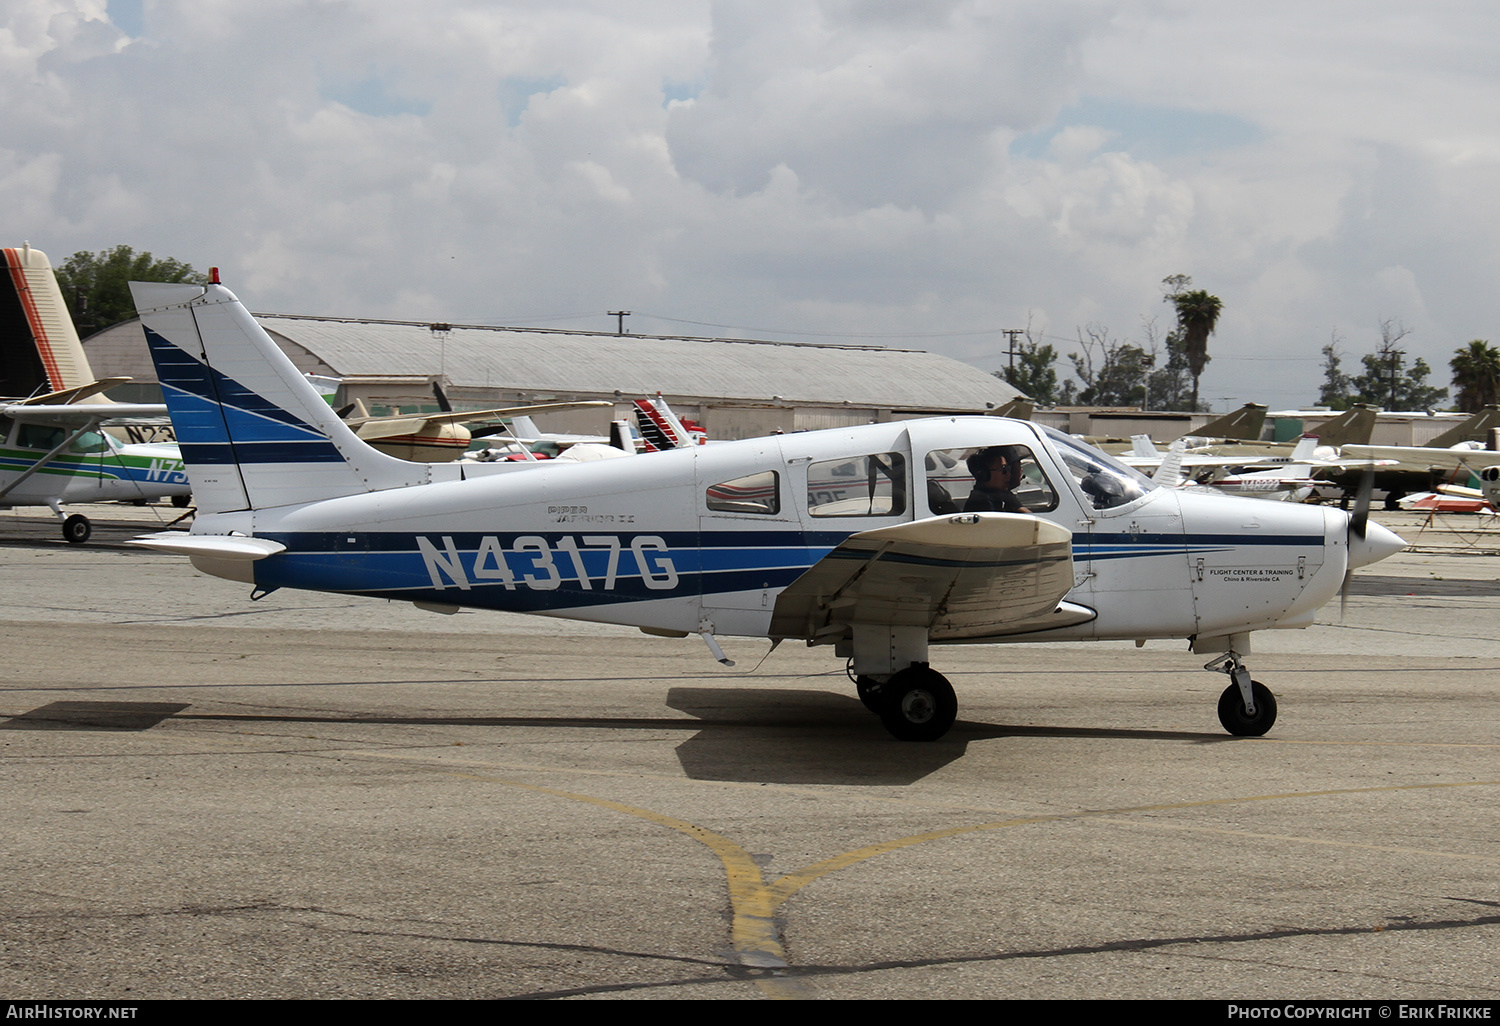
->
2;0;1497;407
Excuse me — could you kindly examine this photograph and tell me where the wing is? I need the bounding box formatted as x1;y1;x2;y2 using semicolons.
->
0;402;169;425
344;400;612;439
770;512;1088;643
1343;444;1500;473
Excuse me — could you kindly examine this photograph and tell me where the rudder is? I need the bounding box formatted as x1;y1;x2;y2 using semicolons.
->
130;281;427;514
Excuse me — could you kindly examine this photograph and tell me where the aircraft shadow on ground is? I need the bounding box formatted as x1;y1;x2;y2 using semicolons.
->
665;687;1230;786
1;701;191;731
0;694;1231;786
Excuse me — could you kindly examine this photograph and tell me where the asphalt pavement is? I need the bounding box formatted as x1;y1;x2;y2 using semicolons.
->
1;503;1496;1000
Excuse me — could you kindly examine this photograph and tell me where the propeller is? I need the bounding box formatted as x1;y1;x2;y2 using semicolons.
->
1340;465;1376;620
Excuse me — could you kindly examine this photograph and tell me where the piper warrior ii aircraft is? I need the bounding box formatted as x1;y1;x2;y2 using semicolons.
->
128;279;1407;742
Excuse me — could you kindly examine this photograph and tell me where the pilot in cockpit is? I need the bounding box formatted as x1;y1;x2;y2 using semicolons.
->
963;445;1032;514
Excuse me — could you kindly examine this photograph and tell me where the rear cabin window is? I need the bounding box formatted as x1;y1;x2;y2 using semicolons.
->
807;452;907;517
706;471;781;515
924;445;1058;515
17;424;65;451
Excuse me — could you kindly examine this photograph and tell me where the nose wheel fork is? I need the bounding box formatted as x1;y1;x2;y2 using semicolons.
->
1205;652;1278;736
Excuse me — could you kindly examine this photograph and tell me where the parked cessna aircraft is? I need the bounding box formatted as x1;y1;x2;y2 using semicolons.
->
128;279;1406;742
1;245;190;541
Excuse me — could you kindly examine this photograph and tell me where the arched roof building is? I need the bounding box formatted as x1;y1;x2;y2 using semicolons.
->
86;313;1021;439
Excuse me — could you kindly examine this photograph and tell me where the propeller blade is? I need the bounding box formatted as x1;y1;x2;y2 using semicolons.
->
1350;466;1374;541
1341;465;1377;619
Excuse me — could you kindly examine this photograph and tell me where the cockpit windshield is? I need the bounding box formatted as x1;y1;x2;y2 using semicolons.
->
1039;425;1157;511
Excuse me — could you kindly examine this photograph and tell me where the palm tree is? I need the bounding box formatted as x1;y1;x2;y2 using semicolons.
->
1450;339;1500;412
1170;289;1223;412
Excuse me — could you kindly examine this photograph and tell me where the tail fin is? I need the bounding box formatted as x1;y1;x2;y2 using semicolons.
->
987;398;1035;421
632;393;692;452
1;245;99;399
1153;440;1186;487
1193;402;1266;441
1312;404;1376;448
130;281;427;515
1429;405;1500;448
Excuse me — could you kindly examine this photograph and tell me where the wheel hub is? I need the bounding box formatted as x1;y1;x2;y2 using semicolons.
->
901;689;936;724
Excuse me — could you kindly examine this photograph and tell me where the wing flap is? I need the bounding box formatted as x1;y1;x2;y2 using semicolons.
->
771;513;1076;642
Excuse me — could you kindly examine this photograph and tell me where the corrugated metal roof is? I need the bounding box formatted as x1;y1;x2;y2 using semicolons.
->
255;315;1020;412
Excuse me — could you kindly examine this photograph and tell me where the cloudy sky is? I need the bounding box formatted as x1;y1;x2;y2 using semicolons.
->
6;0;1497;409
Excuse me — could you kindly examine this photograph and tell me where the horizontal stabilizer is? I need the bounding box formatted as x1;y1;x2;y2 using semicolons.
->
128;532;287;560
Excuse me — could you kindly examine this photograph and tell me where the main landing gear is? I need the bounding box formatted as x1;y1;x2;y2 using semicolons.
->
62;514;92;544
854;663;958;742
1205;651;1278;736
45;500;92;544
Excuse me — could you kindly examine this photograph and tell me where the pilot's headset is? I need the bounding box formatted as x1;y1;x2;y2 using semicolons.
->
966;446;1018;485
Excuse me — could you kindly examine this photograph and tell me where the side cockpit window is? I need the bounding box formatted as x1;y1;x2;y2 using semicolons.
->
925;445;1058;515
706;470;781;515
807;452;906;517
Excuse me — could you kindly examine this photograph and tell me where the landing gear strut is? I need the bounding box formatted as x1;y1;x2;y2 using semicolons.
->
846;626;958;741
1205;651;1277;736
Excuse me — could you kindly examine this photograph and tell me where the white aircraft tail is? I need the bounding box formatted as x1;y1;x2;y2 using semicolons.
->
1130;434;1160;459
130;281;427;515
632;393;693;451
1154;439;1187;487
1288;436;1318;461
2;245;102;400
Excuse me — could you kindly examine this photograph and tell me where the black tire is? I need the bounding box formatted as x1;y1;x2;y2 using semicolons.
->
62;514;92;545
1217;680;1277;736
855;675;886;713
172;493;191;509
879;665;957;742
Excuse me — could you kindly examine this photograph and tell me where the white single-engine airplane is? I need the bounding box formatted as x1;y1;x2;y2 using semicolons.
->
1;244;190;541
128;279;1406;742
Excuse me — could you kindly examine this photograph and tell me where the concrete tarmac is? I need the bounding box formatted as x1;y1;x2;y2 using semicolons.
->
1;504;1497;1000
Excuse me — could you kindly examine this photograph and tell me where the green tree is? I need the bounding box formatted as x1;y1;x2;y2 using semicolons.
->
1140;319;1203;411
1068;325;1151;406
1318;336;1353;410
994;325;1060;403
54;245;209;334
1343;322;1447;410
1450;339;1500;412
1164;275;1223;413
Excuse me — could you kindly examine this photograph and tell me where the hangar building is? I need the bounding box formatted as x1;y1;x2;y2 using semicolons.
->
85;314;1022;440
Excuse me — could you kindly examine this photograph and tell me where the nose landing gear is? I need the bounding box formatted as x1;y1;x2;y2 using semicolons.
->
1205;651;1277;736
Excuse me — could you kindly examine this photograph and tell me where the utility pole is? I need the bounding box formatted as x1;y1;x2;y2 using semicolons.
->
1387;348;1404;410
1001;329;1024;381
608;310;632;336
